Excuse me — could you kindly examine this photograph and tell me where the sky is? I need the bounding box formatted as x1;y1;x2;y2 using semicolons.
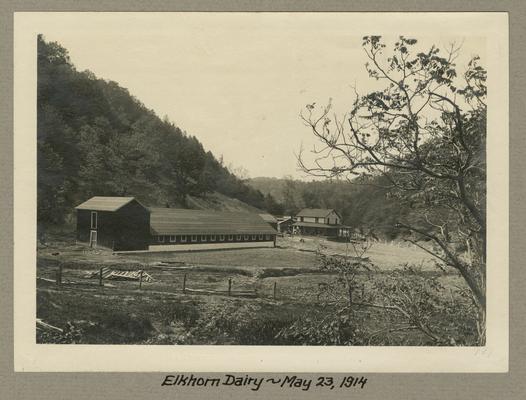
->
36;13;486;180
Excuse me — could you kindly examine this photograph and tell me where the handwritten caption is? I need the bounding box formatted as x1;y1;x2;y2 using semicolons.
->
162;374;367;391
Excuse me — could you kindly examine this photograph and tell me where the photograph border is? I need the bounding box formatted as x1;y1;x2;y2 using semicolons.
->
1;1;524;399
13;10;508;373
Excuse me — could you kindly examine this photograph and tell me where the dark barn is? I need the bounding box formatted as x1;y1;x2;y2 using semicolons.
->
75;196;277;252
75;197;150;251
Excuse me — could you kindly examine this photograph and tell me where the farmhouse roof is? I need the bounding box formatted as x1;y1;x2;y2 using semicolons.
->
75;196;139;212
296;208;339;218
258;213;277;223
150;208;277;236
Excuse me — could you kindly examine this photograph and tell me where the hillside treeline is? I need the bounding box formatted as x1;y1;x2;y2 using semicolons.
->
37;35;276;224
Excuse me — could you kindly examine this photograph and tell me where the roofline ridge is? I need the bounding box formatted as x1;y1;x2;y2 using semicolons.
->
74;196;142;212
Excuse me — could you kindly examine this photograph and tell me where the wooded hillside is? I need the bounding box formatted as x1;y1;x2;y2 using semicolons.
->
37;35;275;225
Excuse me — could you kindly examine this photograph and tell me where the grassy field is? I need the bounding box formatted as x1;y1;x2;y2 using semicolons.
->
36;232;475;345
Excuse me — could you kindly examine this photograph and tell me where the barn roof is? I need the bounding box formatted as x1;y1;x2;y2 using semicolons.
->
296;208;339;218
150;208;277;236
75;196;139;212
258;213;278;223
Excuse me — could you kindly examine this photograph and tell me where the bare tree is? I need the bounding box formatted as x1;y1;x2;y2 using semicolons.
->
298;36;486;342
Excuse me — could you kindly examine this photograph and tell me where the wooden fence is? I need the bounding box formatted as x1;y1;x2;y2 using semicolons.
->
46;263;280;299
181;274;259;298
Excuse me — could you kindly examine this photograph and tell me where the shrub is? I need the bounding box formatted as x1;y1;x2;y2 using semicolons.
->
83;311;154;343
155;300;201;328
190;303;295;345
275;312;362;345
36;321;83;344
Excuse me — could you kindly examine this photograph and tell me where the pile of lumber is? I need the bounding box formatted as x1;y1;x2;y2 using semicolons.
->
85;268;154;282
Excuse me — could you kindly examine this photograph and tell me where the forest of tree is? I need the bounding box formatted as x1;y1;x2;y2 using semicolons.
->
37;35;278;226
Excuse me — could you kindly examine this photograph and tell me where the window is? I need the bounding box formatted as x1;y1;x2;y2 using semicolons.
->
158;235;165;243
219;235;225;241
170;235;176;243
228;235;234;241
258;234;263;240
315;217;319;223
244;234;249;241
300;216;304;222
236;234;242;241
210;235;216;242
180;235;187;243
265;234;271;240
191;235;198;242
91;211;98;229
201;235;207;242
251;234;256;240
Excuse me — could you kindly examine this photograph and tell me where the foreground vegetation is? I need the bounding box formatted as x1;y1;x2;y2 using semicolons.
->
37;234;479;346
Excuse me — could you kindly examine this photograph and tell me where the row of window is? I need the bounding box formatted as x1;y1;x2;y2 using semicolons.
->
157;234;273;244
298;216;339;224
299;216;324;223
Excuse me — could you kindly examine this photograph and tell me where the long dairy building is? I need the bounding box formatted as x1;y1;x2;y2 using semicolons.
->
75;196;277;252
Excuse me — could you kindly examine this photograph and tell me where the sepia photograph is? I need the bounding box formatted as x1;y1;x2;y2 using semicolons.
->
13;12;508;372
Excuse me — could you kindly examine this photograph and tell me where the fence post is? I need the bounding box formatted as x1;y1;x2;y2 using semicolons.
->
182;273;187;294
228;278;232;297
273;281;277;300
139;270;143;290
99;267;104;287
56;262;63;287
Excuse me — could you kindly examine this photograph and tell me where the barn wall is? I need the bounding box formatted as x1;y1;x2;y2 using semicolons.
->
148;241;275;252
97;211;118;248
76;200;150;251
112;200;150;251
76;210;91;242
76;209;117;249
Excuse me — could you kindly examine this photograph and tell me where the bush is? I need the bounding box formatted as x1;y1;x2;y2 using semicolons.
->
190;303;295;345
155;300;201;328
82;311;154;343
36;321;83;344
275;312;363;345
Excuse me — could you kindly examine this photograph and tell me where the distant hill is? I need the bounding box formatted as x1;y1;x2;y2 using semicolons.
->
246;177;289;203
186;191;263;213
37;35;276;225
